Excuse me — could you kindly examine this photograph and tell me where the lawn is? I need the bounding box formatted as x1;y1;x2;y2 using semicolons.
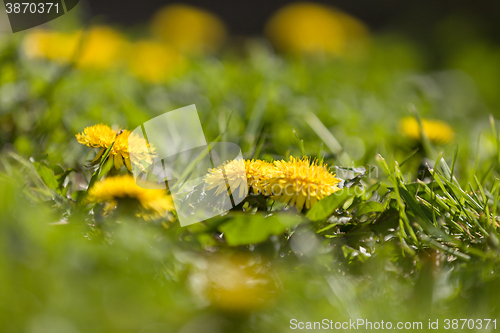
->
1;3;500;332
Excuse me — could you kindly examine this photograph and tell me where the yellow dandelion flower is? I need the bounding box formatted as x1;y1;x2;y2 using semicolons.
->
150;4;227;55
244;159;280;195
75;123;116;150
76;26;128;69
127;40;185;83
87;175;174;220
76;124;156;171
400;117;455;145
265;2;369;57
23;26;127;70
23;29;80;62
204;159;277;199
194;254;277;312
266;157;342;211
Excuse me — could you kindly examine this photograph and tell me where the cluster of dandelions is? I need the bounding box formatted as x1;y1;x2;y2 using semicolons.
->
22;4;227;82
76;123;341;218
76;124;173;220
204;157;342;211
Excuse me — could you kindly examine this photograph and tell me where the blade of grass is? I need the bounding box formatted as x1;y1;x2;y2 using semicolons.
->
243;87;268;151
450;145;459;182
88;141;115;189
492;178;500;221
305;111;351;165
173;111;236;191
474;175;493;229
293;129;306;157
490;115;500;168
317;142;324;164
251;126;267;159
400;147;420;167
409;104;436;160
377;155;418;243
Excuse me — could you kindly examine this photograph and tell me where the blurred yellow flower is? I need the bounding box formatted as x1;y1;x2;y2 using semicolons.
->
23;26;128;69
87;175;174;220
127;40;185;83
204;159;277;198
23;29;78;62
76;26;128;69
266;157;342;211
76;124;156;171
400;117;455;145
193;254;277;312
265;2;369;56
150;4;227;54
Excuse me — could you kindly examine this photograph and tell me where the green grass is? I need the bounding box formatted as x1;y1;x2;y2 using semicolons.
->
1;29;500;332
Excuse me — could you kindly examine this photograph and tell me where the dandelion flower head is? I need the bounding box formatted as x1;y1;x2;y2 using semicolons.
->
76;124;156;171
266;157;342;211
265;2;368;56
201;254;277;312
204;159;277;199
400;117;455;145
127;40;185;83
151;4;227;54
87;175;174;220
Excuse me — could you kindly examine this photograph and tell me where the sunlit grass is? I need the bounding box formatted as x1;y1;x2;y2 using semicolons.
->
1;16;500;332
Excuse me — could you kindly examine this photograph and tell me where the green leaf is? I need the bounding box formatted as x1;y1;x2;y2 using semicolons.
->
343;195;355;210
219;213;302;246
35;163;59;191
355;201;384;217
306;188;352;222
33;162;75;196
45;164;64;176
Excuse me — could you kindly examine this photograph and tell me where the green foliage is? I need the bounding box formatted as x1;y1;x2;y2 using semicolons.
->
1;25;500;333
219;213;302;246
306;187;352;222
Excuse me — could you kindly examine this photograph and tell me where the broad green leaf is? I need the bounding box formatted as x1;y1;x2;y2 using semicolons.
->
46;164;64;176
343;195;355;210
355;201;384;217
35;163;58;191
306;188;352;222
219;213;302;246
